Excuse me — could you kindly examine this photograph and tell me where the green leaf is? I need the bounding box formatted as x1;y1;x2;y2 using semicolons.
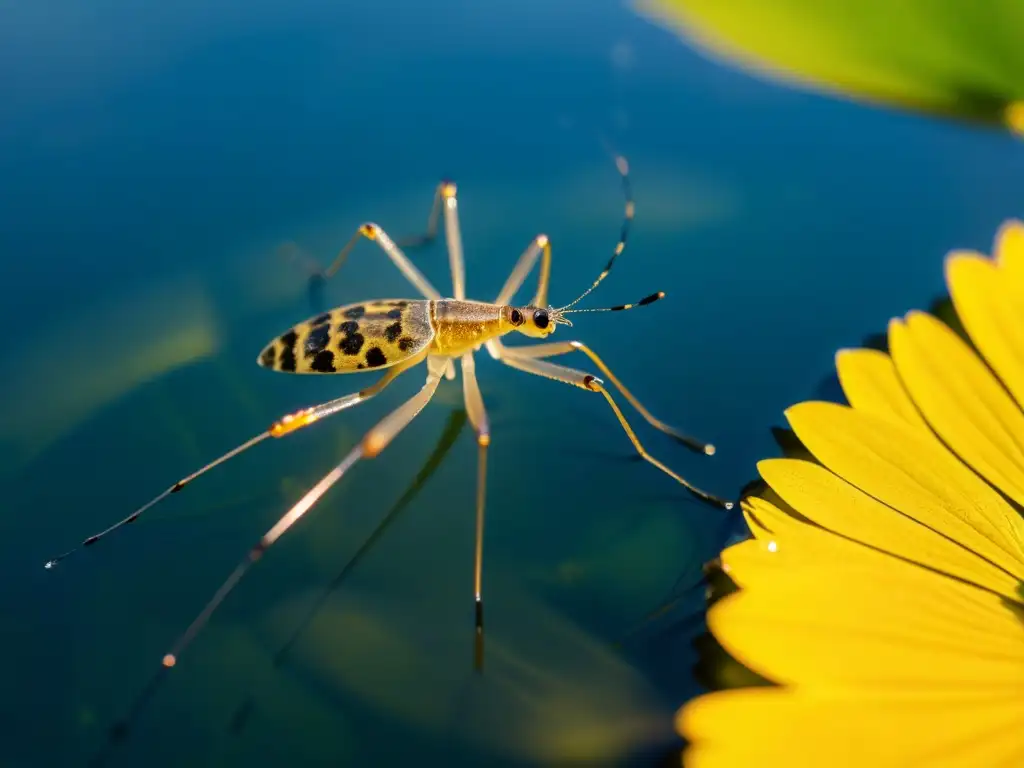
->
634;0;1024;134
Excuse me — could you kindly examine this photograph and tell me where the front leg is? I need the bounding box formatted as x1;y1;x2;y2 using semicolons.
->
491;340;732;510
489;338;714;454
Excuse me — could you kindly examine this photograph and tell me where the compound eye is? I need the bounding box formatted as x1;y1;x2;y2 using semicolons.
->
509;308;524;326
533;309;550;330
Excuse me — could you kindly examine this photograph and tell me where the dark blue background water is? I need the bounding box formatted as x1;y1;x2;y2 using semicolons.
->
2;1;1022;766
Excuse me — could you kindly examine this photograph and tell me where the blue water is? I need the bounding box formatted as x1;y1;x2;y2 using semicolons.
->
2;1;1023;766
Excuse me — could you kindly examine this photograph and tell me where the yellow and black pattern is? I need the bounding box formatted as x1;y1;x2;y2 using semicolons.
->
257;299;434;374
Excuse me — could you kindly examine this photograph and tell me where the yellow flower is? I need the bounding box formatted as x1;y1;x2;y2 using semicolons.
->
677;221;1024;766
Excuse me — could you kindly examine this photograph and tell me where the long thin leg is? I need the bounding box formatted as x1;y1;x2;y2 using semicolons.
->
434;185;466;376
493;346;733;510
43;354;426;569
160;356;447;669
391;180;466;300
494;234;551;308
460;352;490;670
319;223;442;301
494;153;633;309
442;183;466;300
491;339;713;454
227;408;468;736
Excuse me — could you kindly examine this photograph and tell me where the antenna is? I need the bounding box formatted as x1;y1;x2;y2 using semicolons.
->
561;290;664;314
557;151;634;312
552;291;665;327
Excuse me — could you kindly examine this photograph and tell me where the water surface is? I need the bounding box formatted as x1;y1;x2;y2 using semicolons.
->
2;1;1023;765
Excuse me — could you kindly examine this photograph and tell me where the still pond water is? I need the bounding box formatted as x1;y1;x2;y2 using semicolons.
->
1;0;1022;765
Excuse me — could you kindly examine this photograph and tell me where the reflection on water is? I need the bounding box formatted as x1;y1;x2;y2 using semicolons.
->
4;0;1024;765
228;409;470;736
268;583;671;764
0;275;219;475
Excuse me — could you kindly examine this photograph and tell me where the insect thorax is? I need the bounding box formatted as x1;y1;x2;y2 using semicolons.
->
428;300;507;356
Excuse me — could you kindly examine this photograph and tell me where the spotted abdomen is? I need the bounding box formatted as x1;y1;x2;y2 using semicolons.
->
257;300;434;373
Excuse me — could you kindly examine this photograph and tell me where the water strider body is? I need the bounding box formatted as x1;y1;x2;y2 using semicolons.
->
258;289;663;374
44;154;733;730
257;296;559;376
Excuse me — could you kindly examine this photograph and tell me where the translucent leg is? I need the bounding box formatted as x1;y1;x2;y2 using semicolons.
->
494;344;733;510
43;354;424;569
160;357;448;669
494;339;713;454
319;223;442;300
460;351;490;669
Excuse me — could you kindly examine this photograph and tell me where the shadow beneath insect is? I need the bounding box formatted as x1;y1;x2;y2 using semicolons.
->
228;407;469;736
275;241;329;316
307;273;327;315
88;408;468;767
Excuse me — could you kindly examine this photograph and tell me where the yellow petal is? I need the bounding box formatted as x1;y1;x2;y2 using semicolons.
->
994;218;1024;283
784;402;1024;578
724;505;910;582
834;347;929;431
946;252;1024;414
740;503;771;539
707;562;1024;689
889;311;1024;508
740;495;814;541
758;457;1024;600
717;538;771;587
729;495;904;587
679;688;1024;768
718;533;826;588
